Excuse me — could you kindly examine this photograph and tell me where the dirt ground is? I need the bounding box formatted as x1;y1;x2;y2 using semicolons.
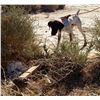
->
30;4;100;55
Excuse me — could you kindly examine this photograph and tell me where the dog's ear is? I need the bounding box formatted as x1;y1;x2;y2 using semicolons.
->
48;21;53;28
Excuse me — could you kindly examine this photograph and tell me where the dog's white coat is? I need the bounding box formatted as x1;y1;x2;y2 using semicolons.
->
49;10;87;49
57;10;87;49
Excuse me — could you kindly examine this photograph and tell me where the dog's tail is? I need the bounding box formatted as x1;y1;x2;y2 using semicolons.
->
76;9;80;15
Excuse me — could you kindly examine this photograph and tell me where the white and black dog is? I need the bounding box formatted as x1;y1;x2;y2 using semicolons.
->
48;10;87;49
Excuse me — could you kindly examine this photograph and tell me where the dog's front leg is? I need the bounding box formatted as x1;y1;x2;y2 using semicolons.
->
57;30;61;48
69;30;74;42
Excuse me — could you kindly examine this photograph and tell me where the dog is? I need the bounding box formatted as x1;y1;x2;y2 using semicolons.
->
48;10;87;50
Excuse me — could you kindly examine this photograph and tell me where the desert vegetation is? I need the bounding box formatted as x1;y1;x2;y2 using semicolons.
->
1;5;100;96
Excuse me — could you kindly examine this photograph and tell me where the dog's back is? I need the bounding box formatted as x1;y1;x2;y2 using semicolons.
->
63;10;82;32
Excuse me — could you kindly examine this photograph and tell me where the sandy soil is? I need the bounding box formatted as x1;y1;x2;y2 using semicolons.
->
30;4;100;55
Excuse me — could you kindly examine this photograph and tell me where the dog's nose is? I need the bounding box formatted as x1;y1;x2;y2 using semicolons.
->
45;31;47;33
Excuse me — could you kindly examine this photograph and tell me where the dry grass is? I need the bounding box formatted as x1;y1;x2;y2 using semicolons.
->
82;58;100;85
69;85;100;96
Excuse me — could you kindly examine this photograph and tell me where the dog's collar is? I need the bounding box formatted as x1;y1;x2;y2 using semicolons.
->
56;17;69;26
56;18;64;24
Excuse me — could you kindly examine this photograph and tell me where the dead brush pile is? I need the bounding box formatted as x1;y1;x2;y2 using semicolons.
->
25;57;84;95
36;57;82;83
1;57;84;96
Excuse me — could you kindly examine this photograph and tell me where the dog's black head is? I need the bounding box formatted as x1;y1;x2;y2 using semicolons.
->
48;21;64;36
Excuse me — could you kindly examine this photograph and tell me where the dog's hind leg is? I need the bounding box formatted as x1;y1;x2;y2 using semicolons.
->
69;32;73;42
77;26;87;49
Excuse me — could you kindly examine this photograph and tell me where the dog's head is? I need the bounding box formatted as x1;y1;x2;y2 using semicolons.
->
48;21;64;36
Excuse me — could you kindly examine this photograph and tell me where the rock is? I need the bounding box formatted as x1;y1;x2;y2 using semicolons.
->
7;61;27;80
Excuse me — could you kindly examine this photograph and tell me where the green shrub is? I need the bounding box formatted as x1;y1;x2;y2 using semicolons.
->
92;18;100;51
1;6;42;66
54;40;88;66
